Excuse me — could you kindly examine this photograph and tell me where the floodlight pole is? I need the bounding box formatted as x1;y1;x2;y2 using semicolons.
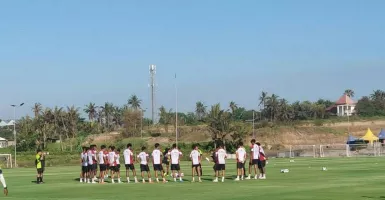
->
252;110;255;139
175;74;178;146
11;103;24;167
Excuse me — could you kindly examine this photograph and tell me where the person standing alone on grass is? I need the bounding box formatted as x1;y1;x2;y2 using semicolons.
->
190;145;202;182
246;139;259;180
80;147;89;183
123;143;138;183
138;146;152;183
35;149;44;184
169;144;183;182
98;145;107;184
235;142;246;181
152;143;167;183
257;142;267;179
213;144;227;183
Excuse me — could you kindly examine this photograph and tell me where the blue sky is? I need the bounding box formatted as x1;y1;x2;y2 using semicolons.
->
0;0;384;119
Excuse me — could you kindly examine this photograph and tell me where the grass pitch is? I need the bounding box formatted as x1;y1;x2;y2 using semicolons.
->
3;157;385;200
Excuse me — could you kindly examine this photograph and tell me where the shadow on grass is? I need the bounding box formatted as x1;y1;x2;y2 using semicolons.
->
361;196;385;199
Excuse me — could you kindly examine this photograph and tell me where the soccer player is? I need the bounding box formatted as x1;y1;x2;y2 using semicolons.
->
152;143;167;183
80;147;89;183
0;168;8;196
106;146;112;179
109;146;117;183
115;148;122;183
246;139;259;180
190;145;202;182
169;144;183;182
137;146;152;183
235;142;246;181
162;147;170;176
211;147;218;176
213;143;227;183
35;149;44;184
87;145;96;183
257;142;267;179
98;145;107;184
123;143;138;183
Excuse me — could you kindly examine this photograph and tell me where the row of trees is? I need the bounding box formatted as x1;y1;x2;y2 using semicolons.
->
1;89;385;152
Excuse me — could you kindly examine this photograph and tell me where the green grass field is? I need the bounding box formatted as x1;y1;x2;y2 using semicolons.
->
3;157;385;200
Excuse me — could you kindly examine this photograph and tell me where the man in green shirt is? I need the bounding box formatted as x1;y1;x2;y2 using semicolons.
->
36;149;43;184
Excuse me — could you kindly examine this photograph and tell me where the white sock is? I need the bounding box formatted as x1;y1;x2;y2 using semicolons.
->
179;177;182;181
156;178;159;182
198;177;201;181
174;178;176;182
149;178;152;182
0;174;6;188
192;177;195;181
127;177;130;182
236;176;239;179
222;177;225;182
134;176;138;182
241;175;244;179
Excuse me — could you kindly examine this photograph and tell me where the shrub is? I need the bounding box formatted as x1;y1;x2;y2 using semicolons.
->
150;132;161;137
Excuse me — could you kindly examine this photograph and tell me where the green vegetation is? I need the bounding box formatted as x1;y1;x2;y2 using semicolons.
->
3;158;385;200
1;89;385;155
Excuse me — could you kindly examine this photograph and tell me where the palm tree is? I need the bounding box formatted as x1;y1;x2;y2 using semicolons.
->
259;91;268;119
344;89;355;98
266;94;279;122
371;90;385;101
101;102;114;130
159;106;172;133
32;103;43;118
229;101;238;114
84;102;97;122
195;101;206;121
128;95;142;110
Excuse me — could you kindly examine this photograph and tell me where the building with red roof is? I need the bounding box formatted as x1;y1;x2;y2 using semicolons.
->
326;94;356;116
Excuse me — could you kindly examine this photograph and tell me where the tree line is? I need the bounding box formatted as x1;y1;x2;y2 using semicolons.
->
1;89;385;152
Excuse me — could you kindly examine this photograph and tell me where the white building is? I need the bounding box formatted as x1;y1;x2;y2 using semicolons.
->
0;137;8;148
326;94;356;116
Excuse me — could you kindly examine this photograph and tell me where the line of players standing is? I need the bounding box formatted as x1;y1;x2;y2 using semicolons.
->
80;139;267;184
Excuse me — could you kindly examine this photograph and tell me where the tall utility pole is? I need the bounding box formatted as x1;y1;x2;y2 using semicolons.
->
149;65;156;125
11;103;24;167
175;73;178;145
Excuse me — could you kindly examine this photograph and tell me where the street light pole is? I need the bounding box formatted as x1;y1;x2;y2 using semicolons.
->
175;73;178;146
252;110;255;139
11;103;24;168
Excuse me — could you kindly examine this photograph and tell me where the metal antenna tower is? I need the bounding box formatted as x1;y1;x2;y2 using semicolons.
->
149;64;156;125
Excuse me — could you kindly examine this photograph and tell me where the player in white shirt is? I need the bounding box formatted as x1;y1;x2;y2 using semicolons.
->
80;147;89;183
137;146;152;183
214;143;227;183
235;142;247;181
123;143;138;183
98;145;107;184
108;146;117;183
168;144;183;182
256;142;267;179
115;149;122;183
246;139;259;180
189;145;202;182
152;143;167;183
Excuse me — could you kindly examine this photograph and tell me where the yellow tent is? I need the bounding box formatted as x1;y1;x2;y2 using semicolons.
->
361;128;379;143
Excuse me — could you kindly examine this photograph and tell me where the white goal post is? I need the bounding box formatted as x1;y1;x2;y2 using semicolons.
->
0;154;12;168
289;145;317;158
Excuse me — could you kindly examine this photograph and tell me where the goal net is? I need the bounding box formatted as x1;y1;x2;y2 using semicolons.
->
0;154;12;168
289;145;317;158
320;144;348;157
